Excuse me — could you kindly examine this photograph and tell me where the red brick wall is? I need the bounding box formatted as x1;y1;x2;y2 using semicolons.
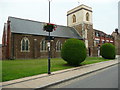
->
2;46;7;60
94;30;114;47
10;34;67;59
6;21;11;59
112;33;120;55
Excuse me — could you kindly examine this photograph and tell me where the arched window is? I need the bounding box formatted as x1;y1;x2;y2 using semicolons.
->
86;12;89;21
21;37;30;52
72;14;76;23
22;39;25;51
56;41;62;52
40;39;47;52
26;40;29;51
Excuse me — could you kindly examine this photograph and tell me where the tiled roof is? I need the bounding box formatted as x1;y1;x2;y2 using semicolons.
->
8;17;82;39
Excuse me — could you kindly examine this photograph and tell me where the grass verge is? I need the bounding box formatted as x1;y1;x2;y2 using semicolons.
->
2;57;111;82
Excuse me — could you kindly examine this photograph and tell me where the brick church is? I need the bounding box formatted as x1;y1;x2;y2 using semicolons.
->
2;4;119;60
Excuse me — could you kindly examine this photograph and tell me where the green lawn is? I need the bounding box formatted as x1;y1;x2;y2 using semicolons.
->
2;57;111;82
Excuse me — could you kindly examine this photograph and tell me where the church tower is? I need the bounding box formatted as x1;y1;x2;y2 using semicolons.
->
67;4;94;56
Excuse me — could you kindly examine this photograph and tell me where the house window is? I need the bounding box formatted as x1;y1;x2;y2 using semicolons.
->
56;41;62;52
72;14;76;23
22;39;25;51
106;35;108;38
21;37;30;52
96;40;100;44
95;32;100;37
40;39;47;52
102;40;105;44
101;33;104;37
26;40;29;50
86;12;89;21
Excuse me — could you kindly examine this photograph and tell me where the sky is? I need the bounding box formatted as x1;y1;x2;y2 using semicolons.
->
0;0;119;44
118;1;120;33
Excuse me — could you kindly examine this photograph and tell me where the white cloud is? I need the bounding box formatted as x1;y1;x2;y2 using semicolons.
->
0;0;47;3
89;0;119;3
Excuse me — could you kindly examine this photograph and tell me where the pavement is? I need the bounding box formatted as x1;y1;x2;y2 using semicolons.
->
52;64;118;88
1;56;119;89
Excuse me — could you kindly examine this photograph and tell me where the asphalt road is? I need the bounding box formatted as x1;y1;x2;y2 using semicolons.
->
48;64;119;88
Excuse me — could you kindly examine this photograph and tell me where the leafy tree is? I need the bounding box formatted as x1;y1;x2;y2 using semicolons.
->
100;43;116;59
61;38;87;66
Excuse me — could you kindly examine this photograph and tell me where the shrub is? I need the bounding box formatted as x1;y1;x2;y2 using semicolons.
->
61;38;87;66
100;43;116;59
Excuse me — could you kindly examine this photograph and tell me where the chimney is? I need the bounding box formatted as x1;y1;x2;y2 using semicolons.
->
115;28;118;34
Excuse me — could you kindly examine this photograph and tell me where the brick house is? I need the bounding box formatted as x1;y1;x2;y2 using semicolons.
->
94;29;114;47
2;17;82;60
112;29;120;55
93;29;114;56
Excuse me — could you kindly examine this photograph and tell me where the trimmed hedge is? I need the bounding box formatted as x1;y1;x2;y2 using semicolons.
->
61;38;87;66
100;43;116;59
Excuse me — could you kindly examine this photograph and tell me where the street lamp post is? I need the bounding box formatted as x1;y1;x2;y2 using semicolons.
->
48;0;52;74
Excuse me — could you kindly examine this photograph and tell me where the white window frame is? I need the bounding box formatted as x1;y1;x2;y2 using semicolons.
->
56;40;62;52
21;37;30;52
40;39;47;52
